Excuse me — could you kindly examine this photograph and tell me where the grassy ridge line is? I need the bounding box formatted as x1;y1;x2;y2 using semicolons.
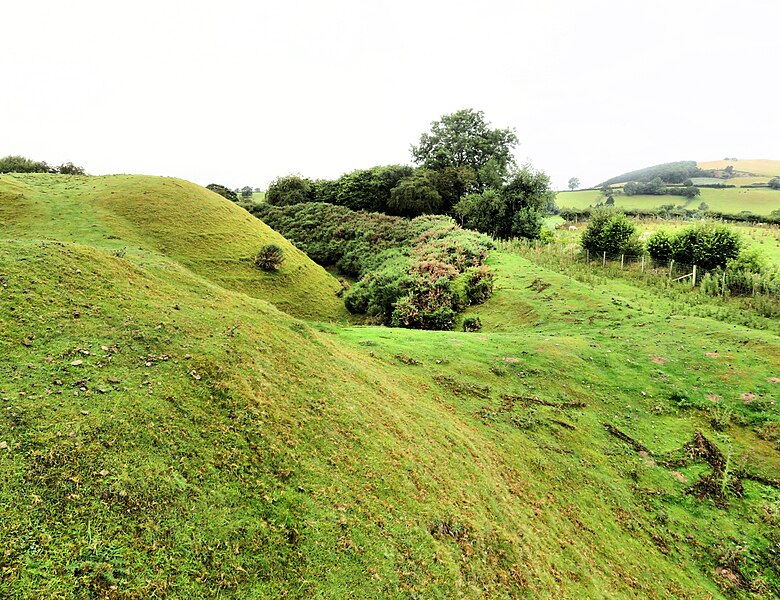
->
0;173;345;321
2;239;759;598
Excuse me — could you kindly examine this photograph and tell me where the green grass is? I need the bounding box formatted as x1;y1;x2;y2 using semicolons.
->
556;187;780;216
2;175;780;598
0;174;345;320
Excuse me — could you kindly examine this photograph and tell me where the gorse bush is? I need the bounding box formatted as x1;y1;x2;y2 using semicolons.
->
254;243;285;271
252;203;494;329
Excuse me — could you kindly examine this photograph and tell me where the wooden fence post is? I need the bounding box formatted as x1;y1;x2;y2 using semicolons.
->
692;265;697;287
602;251;606;267
620;254;624;269
669;259;674;280
641;255;645;273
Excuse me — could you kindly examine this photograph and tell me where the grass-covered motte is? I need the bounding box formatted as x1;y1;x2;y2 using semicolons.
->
3;172;780;597
252;202;495;329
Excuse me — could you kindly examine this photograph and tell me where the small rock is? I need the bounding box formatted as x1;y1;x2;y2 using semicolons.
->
98;469;109;477
80;410;89;415
71;360;83;366
0;441;8;450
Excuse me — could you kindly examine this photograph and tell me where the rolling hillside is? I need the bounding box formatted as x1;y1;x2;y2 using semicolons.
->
0;173;345;320
2;174;779;597
558;159;780;216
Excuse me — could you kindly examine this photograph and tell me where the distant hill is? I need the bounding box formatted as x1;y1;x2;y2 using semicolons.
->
560;159;780;216
0;173;345;320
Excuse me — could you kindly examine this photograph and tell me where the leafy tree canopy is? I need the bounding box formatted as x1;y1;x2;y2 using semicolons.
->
411;109;518;193
206;183;239;202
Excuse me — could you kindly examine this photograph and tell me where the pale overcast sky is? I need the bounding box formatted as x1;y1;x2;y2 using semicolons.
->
3;0;779;190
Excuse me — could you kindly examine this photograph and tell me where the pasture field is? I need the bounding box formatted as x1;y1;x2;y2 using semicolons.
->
556;187;780;216
2;174;780;598
698;159;780;178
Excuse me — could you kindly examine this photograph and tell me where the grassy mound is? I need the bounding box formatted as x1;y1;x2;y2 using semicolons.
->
2;174;779;597
0;173;345;320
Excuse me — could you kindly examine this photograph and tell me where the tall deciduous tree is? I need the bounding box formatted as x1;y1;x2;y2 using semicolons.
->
411;109;518;195
568;177;580;191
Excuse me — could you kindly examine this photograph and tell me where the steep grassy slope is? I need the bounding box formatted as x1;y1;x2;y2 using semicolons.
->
0;174;345;320
2;238;779;597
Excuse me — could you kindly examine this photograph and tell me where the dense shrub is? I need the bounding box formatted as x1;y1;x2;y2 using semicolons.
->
647;223;742;270
251;202;494;330
463;316;482;332
580;209;643;257
206;183;239;202
266;175;315;206
624;177;667;196
0;155;86;175
769;177;780;190
387;170;443;216
253;244;285;271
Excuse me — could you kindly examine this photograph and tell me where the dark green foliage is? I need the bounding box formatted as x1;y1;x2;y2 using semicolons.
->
568;177;580;191
601;161;705;186
646;223;742;269
266;174;315;206
254;243;285;271
624;177;667;196
251;203;494;330
769;177;780;190
645;230;675;263
411;109;518;194
387;169;443;217
336;165;414;212
56;162;86;175
0;155;53;173
580;209;643;257
206;183;239;202
454;165;555;240
461;266;495;305
0;156;86;175
241;186;254;198
463;315;482;332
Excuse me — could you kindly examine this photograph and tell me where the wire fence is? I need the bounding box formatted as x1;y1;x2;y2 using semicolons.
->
497;239;780;308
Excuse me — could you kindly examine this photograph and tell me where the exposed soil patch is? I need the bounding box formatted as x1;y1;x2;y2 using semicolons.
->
767;377;780;384
707;394;722;403
650;356;667;365
503;357;520;363
528;278;551;293
705;352;720;358
740;393;757;403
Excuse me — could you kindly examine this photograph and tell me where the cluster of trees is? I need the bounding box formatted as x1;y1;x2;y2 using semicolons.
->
0;155;85;175
207;184;258;202
646;223;742;270
265;109;556;240
251;108;560;329
621;177;700;198
769;177;780;190
253;202;495;330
